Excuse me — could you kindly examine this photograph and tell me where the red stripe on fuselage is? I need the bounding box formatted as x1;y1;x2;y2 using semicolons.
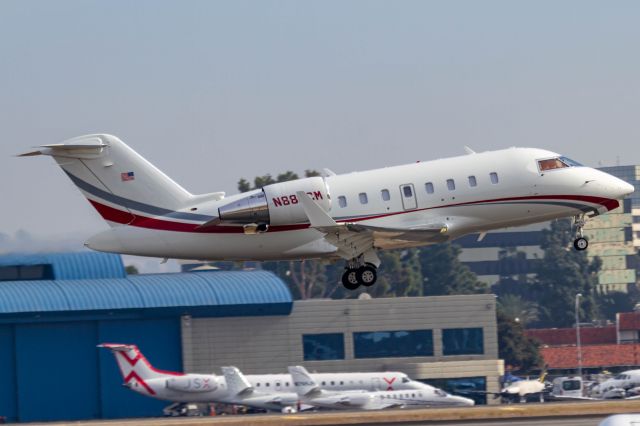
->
87;195;618;234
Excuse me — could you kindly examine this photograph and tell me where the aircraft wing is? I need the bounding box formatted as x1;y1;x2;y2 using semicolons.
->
296;191;449;259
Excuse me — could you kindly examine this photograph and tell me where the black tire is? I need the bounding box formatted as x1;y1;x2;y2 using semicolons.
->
341;269;360;290
357;265;377;287
573;237;588;251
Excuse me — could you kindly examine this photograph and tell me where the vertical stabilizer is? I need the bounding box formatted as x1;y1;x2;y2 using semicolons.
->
221;366;254;396
288;366;321;397
20;134;193;226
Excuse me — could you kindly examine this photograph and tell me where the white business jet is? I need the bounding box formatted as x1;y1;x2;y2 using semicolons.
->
591;369;640;399
22;134;633;289
99;343;437;412
289;365;474;410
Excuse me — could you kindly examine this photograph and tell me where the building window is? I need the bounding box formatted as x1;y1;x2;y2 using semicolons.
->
425;182;434;194
338;196;347;208
442;328;484;355
303;333;345;361
490;172;499;184
359;192;368;204
0;264;54;281
353;330;434;359
447;179;455;191
468;176;477;187
422;377;487;405
381;189;390;201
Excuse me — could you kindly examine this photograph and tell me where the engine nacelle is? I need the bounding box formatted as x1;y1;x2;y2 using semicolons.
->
165;375;218;393
217;177;331;227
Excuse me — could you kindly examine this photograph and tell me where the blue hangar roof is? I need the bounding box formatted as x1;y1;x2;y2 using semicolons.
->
0;270;293;322
0;252;125;280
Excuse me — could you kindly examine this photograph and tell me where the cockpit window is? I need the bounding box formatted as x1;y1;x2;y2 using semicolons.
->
538;156;583;172
402;377;410;383
435;389;448;397
559;156;584;167
538;158;569;171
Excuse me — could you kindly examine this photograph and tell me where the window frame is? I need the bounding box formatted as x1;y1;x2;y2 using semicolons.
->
425;182;434;194
338;195;347;208
446;179;456;191
489;172;499;184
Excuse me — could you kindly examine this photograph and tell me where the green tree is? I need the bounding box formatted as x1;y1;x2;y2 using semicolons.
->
124;265;139;275
237;178;251;193
276;171;299;182
419;243;486;295
497;294;539;327
497;310;543;372
531;219;600;328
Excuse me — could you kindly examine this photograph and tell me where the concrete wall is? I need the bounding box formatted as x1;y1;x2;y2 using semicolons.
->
181;294;503;402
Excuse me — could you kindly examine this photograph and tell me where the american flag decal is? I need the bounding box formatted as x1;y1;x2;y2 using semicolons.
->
121;171;135;181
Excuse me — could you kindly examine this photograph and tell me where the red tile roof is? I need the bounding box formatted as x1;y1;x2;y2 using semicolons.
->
526;327;617;346
541;344;640;369
619;312;640;331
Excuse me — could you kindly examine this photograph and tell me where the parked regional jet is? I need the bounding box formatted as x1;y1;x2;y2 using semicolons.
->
289;366;474;409
99;343;446;412
22;134;633;289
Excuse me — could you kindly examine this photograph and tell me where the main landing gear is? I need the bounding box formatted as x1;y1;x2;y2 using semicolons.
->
573;214;588;251
341;263;378;290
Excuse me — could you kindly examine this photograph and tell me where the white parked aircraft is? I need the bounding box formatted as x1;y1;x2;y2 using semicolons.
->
497;373;548;403
289;365;474;409
99;343;442;412
591;369;640;399
22;134;633;289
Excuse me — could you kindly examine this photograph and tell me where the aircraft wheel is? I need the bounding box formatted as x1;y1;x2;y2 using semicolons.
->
573;237;588;251
357;265;377;287
341;269;360;290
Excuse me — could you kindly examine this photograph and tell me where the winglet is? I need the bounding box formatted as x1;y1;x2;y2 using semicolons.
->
296;191;338;228
288;365;321;397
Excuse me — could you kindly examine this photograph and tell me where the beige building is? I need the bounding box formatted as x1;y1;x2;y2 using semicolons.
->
181;294;503;404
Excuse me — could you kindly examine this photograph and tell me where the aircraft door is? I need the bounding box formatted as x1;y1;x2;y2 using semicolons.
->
400;184;417;210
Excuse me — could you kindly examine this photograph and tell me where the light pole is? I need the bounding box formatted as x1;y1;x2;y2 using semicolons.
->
575;293;583;378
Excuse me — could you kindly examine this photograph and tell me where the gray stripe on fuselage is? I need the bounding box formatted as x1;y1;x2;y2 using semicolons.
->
64;171;214;221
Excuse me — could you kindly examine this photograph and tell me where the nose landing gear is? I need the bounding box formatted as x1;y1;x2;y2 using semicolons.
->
341;260;378;290
573;215;588;251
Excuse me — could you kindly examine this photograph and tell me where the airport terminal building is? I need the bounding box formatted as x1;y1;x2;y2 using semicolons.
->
0;252;502;422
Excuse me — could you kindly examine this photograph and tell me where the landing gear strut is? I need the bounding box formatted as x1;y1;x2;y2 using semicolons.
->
573;214;588;251
341;260;378;290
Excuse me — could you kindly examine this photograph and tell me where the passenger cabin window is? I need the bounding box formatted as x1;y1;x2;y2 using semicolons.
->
381;189;390;201
490;172;499;184
403;185;413;197
359;192;368;204
468;176;477;187
338;196;347;208
446;179;455;191
425;182;434;194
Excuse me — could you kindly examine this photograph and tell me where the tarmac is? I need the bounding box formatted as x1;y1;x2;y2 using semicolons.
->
22;400;640;426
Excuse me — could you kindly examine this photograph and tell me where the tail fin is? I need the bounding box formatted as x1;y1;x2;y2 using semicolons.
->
221;366;254;396
288;366;321;397
98;343;170;381
20;134;205;226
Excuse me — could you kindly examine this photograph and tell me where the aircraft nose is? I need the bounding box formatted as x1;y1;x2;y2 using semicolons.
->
449;395;475;406
621;181;635;197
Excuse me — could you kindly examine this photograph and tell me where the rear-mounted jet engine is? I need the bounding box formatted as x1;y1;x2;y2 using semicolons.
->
216;177;331;234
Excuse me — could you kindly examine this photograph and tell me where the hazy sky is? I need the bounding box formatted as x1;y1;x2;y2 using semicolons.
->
1;1;640;257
